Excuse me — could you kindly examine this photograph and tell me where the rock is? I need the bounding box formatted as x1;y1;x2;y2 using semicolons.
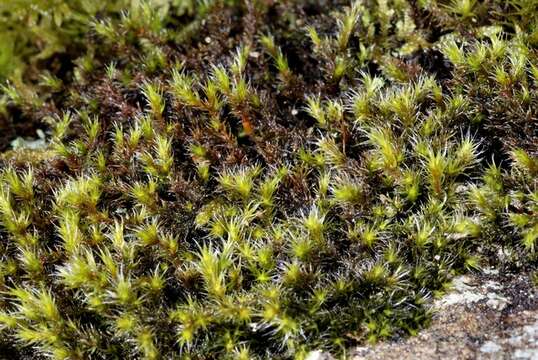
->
306;350;335;360
351;270;538;359
485;292;509;310
480;341;501;353
10;129;47;150
513;349;538;359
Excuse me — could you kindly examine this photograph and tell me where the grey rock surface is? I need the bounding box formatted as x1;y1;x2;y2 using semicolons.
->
351;269;538;360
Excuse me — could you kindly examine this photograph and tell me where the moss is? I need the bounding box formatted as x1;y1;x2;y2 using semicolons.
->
0;148;55;165
0;0;537;358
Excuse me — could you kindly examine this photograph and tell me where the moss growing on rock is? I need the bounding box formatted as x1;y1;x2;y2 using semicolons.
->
0;0;537;358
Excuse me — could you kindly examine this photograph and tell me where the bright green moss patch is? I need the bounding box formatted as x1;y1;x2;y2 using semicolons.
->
0;0;537;359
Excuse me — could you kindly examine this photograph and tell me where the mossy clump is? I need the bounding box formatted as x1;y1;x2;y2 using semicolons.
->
0;0;537;359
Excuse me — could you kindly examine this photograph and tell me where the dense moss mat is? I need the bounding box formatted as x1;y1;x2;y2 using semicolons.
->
0;0;537;358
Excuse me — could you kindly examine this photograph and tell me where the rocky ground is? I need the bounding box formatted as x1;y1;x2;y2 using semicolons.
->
309;269;538;360
351;269;538;360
